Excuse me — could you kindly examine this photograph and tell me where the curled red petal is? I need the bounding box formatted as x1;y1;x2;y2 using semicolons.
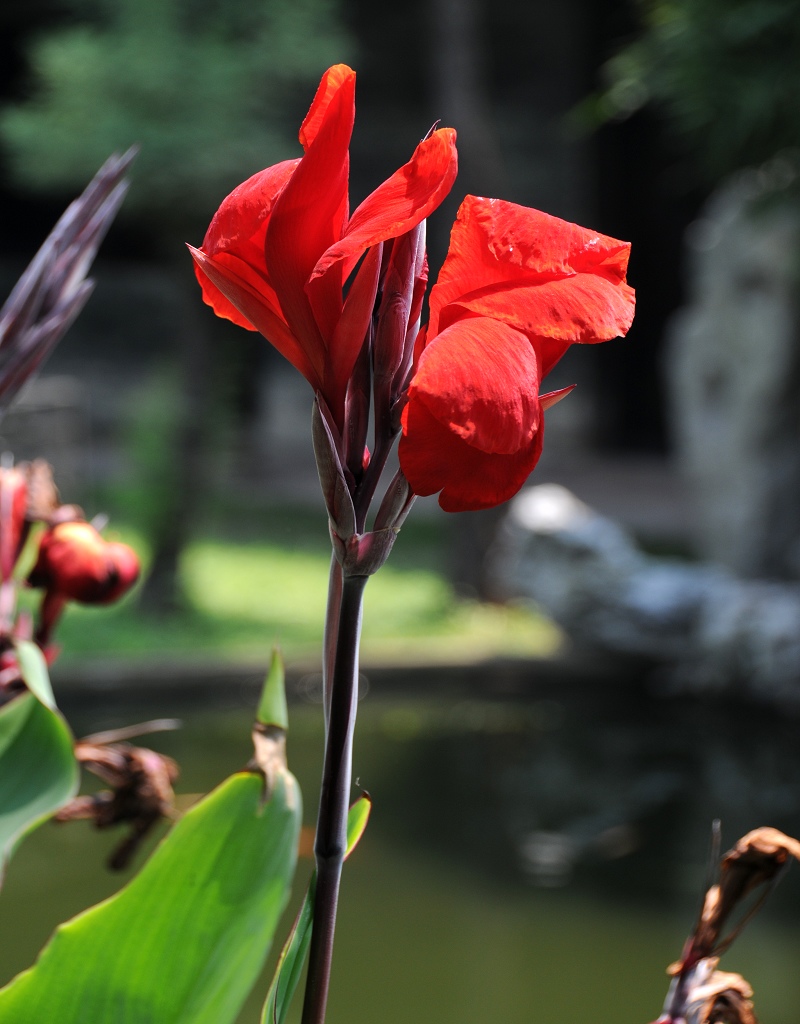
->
200;159;299;263
312;128;458;283
193;257;256;333
192;158;299;332
409;317;540;455
299;65;356;151
437;272;636;344
430;195;633;337
399;397;544;513
266;69;354;352
189;246;322;389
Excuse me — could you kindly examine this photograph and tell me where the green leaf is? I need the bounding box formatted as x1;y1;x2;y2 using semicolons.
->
262;793;371;1024
0;691;77;883
263;871;316;1024
0;767;302;1024
344;793;371;858
257;647;289;731
13;640;56;709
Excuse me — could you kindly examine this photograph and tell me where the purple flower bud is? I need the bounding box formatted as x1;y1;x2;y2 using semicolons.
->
312;395;356;541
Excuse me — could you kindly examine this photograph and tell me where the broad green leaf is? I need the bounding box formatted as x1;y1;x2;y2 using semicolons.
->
262;793;371;1024
0;691;77;883
13;640;56;709
0;767;302;1024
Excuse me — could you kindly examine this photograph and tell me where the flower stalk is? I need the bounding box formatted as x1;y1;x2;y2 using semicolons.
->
302;572;367;1024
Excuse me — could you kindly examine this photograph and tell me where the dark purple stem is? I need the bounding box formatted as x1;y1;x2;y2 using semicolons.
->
301;572;367;1024
321;554;343;728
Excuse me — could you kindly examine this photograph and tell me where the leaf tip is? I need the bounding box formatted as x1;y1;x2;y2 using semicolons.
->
256;647;289;732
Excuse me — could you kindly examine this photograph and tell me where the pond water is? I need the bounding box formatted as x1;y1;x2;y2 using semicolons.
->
1;675;799;1024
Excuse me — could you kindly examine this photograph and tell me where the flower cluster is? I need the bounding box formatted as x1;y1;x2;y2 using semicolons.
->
190;64;634;530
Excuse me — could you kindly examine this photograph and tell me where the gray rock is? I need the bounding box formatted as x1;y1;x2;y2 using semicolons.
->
492;484;800;703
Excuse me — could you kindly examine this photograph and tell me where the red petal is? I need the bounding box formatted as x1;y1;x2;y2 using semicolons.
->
266;70;354;351
189;246;322;389
437;273;636;344
299;65;356;150
409;317;540;455
399;397;544;513
194;159;299;331
537;338;571;377
312;128;458;282
192;246;281;326
430;195;633;337
200;159;299;264
325;243;383;416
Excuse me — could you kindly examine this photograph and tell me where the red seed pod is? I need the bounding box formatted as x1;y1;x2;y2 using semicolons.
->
28;521;140;604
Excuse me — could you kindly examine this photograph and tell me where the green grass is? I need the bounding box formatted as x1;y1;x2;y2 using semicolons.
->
47;520;561;667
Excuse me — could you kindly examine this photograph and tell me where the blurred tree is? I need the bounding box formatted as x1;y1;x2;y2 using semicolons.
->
1;0;349;227
0;0;351;609
584;0;800;184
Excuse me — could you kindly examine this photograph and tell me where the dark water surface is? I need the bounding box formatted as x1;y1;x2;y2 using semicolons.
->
1;676;799;1023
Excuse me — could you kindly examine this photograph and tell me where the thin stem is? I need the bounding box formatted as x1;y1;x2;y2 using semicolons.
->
321;554;343;730
301;573;367;1024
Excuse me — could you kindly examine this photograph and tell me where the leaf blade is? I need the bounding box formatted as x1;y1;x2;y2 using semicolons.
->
0;768;302;1024
0;692;77;884
14;640;56;710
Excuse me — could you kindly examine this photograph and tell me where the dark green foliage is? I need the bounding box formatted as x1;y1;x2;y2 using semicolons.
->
590;0;800;183
1;0;352;223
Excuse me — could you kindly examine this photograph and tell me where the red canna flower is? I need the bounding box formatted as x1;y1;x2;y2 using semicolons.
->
398;196;635;512
189;64;457;429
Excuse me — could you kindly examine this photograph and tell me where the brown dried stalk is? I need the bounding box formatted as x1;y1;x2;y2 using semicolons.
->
653;827;800;1024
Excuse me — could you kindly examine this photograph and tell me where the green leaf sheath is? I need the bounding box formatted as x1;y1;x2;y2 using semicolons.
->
0;769;302;1024
264;874;317;1024
263;794;371;1024
0;692;77;883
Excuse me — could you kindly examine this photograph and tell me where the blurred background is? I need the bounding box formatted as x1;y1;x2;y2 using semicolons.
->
1;1;800;1021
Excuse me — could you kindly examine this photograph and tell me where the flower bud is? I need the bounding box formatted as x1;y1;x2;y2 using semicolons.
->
28;521;140;604
311;396;356;542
